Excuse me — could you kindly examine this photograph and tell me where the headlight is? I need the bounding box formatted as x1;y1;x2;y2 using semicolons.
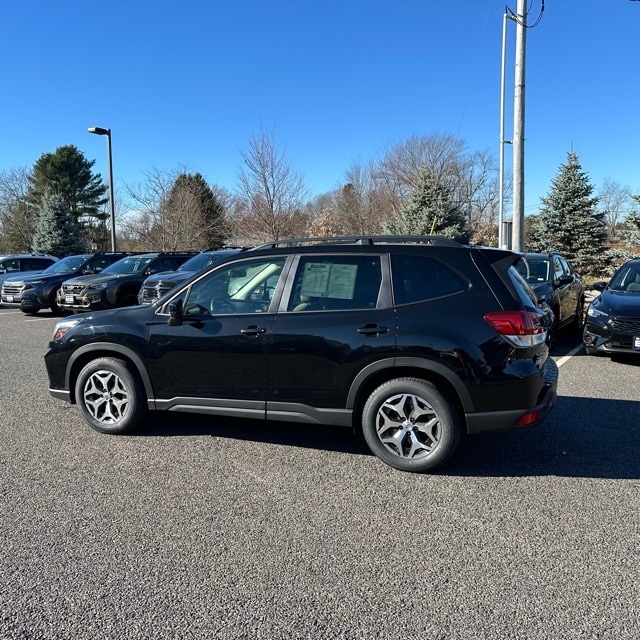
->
23;280;45;290
587;304;609;319
88;281;112;291
52;318;82;340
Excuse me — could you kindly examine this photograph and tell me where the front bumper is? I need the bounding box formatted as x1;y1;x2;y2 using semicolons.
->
56;289;107;312
583;319;640;356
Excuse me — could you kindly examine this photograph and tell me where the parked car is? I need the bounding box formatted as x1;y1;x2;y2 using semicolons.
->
138;248;244;304
583;259;640;357
516;251;585;345
0;253;59;292
55;252;196;313
1;252;131;314
45;235;558;474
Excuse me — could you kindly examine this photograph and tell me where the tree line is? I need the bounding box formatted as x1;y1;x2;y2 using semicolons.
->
0;126;637;276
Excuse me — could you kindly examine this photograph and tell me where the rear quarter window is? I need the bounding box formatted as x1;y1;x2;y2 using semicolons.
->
391;254;468;304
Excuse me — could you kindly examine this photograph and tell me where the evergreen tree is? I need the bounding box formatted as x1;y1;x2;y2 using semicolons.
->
527;151;609;274
32;192;85;257
383;165;467;238
165;173;228;250
27;145;108;224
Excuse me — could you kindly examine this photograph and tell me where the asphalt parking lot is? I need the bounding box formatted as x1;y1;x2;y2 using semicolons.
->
1;307;638;640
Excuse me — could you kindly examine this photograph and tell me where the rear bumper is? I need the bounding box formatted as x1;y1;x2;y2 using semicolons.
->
465;357;558;434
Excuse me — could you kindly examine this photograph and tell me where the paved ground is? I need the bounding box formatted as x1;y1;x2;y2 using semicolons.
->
0;308;638;640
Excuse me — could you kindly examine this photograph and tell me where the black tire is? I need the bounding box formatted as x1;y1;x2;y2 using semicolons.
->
49;295;60;315
361;377;460;473
119;293;139;307
75;357;146;434
21;308;39;316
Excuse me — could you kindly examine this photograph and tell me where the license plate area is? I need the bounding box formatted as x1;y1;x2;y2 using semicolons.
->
65;295;75;304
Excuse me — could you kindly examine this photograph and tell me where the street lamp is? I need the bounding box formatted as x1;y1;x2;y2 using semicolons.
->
88;126;116;252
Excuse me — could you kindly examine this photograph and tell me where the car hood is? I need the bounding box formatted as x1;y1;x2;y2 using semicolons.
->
530;282;551;300
12;270;75;284
64;273;137;285
599;289;640;315
0;270;45;284
143;270;193;285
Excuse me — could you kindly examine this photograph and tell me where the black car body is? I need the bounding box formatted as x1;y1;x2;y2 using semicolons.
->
0;253;59;292
1;253;131;314
56;252;196;312
138;248;244;304
516;252;585;342
583;259;640;356
45;236;558;473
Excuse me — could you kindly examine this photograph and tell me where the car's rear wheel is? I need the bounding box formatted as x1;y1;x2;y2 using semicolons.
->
361;378;460;473
75;357;146;434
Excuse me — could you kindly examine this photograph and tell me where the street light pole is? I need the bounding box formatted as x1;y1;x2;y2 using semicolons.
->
88;126;116;252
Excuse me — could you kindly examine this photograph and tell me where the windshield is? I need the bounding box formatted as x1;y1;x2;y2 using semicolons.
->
41;255;91;274
178;251;237;272
101;256;154;275
516;257;550;284
609;264;640;292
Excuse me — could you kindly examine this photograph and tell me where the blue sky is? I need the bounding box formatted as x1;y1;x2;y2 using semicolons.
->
1;1;638;216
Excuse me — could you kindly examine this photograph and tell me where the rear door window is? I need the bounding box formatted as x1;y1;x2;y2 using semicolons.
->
391;254;468;305
286;255;382;312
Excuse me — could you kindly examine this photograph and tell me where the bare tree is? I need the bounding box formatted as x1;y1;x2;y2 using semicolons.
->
0;167;36;252
235;127;310;243
598;178;634;241
122;165;230;251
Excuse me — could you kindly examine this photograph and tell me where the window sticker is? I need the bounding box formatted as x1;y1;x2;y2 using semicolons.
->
300;263;358;300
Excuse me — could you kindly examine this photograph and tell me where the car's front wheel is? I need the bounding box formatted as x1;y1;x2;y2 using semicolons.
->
75;357;146;434
361;378;460;473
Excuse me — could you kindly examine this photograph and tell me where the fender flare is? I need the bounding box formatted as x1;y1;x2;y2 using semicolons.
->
346;357;474;412
66;342;154;403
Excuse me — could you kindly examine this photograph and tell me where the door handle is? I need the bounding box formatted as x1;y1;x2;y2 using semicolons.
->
357;324;389;336
240;325;267;336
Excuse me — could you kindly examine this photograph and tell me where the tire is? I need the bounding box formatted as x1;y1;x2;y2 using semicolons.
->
119;293;139;307
361;377;460;473
49;295;60;315
75;357;146;434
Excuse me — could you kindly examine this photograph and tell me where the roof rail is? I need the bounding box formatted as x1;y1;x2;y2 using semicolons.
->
252;235;464;250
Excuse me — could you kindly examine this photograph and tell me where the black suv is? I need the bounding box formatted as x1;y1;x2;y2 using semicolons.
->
516;252;585;344
138;248;244;304
56;252;196;313
1;253;130;314
0;253;59;291
45;236;558;473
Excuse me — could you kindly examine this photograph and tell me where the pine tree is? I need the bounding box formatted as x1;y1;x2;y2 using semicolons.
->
527;151;609;274
383;165;467;238
32;192;85;257
27;145;108;224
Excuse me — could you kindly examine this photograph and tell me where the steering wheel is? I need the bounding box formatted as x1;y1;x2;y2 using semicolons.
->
210;297;235;314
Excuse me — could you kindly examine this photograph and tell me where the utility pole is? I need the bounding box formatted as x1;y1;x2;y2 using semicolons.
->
512;0;527;252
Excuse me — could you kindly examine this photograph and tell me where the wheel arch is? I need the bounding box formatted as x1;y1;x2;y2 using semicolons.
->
347;357;473;434
66;343;154;406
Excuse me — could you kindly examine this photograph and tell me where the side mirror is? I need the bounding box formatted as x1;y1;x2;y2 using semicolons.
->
593;281;607;292
168;299;183;326
556;274;573;286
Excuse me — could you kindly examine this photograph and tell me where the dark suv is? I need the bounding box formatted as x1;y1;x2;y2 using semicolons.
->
516;252;584;344
0;253;59;291
138;248;244;304
1;252;130;314
44;236;558;473
56;252;196;313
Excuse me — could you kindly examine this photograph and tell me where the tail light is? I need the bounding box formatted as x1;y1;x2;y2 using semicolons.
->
484;310;547;348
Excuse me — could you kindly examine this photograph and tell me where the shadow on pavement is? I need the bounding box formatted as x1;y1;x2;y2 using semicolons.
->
134;392;640;480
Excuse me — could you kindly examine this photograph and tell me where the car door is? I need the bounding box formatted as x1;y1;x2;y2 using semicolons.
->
146;255;289;417
267;253;396;425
